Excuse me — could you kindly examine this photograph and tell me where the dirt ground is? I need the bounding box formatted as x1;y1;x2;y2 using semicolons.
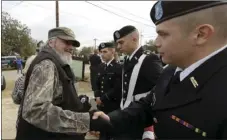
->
1;66;99;139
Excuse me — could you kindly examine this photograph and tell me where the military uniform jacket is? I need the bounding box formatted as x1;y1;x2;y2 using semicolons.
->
121;47;163;106
108;47;227;139
111;47;163;139
94;59;122;113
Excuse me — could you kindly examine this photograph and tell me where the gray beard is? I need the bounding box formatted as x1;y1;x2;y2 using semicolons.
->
54;49;72;65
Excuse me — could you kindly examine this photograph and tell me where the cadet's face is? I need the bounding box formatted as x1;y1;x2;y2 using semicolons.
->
100;48;113;62
155;20;194;66
116;37;132;55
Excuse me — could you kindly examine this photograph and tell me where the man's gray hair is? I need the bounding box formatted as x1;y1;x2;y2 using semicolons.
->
43;37;57;49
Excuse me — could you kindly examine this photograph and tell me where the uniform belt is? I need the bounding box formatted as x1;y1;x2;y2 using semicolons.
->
132;91;151;101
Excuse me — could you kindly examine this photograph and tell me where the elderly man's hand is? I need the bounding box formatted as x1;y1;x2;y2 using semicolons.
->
89;131;100;137
92;111;110;121
89;110;112;132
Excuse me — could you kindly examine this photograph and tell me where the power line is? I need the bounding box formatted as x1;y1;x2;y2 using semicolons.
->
6;1;23;11
99;1;151;23
25;2;92;21
85;1;155;28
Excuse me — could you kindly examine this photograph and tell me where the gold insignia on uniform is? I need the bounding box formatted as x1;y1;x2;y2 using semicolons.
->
190;77;199;88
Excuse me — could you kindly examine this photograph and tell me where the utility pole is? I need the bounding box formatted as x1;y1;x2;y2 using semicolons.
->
56;0;59;27
94;38;97;50
140;30;143;46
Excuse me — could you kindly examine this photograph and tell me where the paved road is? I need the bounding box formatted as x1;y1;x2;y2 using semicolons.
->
2;70;22;81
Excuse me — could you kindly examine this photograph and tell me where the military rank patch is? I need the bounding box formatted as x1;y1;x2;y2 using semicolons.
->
170;115;207;137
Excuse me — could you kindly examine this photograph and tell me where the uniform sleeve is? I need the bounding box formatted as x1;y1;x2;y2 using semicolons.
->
100;64;122;104
142;54;163;88
11;76;25;104
22;60;90;134
108;91;154;134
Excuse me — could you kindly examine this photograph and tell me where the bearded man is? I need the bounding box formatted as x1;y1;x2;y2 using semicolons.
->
16;27;96;140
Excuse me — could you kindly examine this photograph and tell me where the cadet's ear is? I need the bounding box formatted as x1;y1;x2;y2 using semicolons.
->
193;24;214;46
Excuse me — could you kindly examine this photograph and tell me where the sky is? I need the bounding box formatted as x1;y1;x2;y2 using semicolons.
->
2;1;157;48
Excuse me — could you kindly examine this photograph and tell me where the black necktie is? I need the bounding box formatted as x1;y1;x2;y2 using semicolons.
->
125;57;129;64
171;71;182;84
165;70;182;94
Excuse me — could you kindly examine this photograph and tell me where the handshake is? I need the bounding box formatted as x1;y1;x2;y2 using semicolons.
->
89;110;113;136
78;95;113;135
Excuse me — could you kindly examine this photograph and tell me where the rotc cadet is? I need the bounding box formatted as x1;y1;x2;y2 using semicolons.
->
90;1;227;139
112;25;163;140
94;42;122;140
89;49;102;91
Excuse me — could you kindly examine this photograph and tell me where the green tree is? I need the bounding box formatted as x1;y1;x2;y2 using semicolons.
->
1;11;36;57
72;48;79;56
78;46;93;57
143;39;158;53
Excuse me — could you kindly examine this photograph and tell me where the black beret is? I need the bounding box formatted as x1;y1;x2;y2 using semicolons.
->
150;1;227;25
98;42;114;51
113;25;137;42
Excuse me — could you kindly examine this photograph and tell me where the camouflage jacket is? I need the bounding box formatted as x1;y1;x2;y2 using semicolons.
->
22;59;90;134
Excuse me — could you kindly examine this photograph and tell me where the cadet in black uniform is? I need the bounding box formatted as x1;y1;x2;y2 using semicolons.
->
90;1;227;139
94;42;122;140
112;25;163;140
89;49;102;91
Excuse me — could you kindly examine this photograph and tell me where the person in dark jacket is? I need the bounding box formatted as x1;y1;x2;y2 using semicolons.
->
94;42;122;140
89;49;102;91
98;25;163;140
90;1;227;139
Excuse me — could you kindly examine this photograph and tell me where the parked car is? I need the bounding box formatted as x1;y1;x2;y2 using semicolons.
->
1;75;6;91
1;56;17;69
1;57;9;68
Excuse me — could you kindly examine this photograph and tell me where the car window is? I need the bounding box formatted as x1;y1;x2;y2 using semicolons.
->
6;57;16;61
